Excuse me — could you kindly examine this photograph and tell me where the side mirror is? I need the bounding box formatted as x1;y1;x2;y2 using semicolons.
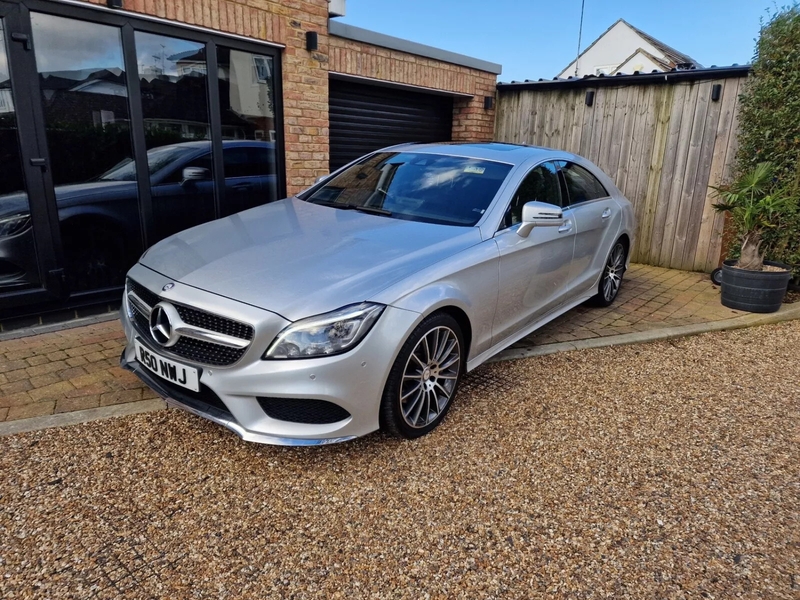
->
517;201;564;237
315;174;331;185
181;166;210;185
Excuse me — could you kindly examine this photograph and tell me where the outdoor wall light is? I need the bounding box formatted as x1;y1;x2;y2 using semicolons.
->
306;31;319;51
711;84;722;102
484;96;494;110
107;0;123;8
585;90;595;106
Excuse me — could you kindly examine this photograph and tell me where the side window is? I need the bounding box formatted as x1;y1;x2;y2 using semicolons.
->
223;147;275;178
502;162;562;229
160;153;212;184
560;162;609;205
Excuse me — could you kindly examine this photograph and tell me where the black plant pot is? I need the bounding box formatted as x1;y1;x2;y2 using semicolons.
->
720;259;792;313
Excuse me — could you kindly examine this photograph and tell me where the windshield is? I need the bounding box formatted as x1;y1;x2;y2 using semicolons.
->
303;152;512;226
98;145;202;181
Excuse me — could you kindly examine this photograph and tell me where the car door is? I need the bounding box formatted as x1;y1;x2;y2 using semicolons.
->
558;161;622;298
492;161;577;345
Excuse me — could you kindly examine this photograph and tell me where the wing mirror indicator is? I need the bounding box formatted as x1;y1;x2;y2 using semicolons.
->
181;166;210;185
517;201;564;237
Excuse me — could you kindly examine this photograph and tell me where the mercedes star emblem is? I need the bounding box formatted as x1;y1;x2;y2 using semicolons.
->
149;302;180;347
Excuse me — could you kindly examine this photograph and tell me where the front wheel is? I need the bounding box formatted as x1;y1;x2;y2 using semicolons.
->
380;313;464;439
590;241;626;307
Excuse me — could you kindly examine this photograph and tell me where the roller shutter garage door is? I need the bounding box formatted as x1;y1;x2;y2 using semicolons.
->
329;79;454;171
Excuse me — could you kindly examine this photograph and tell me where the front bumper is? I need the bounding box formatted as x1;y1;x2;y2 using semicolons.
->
121;264;421;445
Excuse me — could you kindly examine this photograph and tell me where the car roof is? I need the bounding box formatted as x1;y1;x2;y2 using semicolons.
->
386;142;563;166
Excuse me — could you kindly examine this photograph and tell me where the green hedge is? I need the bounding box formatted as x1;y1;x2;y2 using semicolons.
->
735;4;800;271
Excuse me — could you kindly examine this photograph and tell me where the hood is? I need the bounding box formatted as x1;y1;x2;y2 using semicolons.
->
140;198;482;321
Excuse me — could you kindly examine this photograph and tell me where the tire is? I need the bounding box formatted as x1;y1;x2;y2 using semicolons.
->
710;267;723;286
380;312;464;439
590;240;627;307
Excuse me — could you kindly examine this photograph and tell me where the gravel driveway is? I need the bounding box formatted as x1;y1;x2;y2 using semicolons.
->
2;322;798;599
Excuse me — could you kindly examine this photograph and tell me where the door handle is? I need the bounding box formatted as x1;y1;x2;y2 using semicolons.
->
558;219;573;233
11;33;32;51
601;208;612;219
232;183;254;192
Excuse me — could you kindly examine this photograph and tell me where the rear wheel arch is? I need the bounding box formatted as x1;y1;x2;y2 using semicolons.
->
617;233;631;260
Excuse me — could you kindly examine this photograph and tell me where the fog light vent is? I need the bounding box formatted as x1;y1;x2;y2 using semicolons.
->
257;397;351;424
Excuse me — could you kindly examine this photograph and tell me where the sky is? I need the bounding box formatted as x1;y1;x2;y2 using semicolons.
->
340;0;776;82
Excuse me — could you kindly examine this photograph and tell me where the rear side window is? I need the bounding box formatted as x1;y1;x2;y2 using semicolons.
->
560;162;609;205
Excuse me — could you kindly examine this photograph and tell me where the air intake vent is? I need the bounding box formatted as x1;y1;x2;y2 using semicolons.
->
257;397;351;424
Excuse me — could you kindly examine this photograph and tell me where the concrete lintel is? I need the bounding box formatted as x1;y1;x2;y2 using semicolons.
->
329;20;502;75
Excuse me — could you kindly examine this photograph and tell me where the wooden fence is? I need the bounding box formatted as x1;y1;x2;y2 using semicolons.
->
495;69;749;272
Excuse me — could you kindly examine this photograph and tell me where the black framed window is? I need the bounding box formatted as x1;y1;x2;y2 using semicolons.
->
0;16;42;291
0;0;284;315
30;11;139;292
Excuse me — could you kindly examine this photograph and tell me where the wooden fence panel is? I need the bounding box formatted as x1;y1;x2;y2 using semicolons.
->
495;76;747;271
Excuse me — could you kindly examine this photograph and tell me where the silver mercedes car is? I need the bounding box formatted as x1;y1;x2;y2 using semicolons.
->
120;142;635;445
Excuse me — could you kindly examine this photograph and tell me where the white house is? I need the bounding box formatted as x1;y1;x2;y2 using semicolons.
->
558;19;700;79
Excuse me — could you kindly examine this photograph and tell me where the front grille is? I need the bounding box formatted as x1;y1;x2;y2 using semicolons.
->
171;336;247;367
175;304;253;341
127;277;253;367
127;278;159;308
257;397;351;425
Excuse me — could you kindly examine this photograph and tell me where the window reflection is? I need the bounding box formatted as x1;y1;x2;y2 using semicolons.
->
135;32;215;240
0;19;40;290
31;12;139;293
217;47;278;215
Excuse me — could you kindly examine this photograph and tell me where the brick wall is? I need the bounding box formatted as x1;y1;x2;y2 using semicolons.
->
76;0;497;195
328;36;497;142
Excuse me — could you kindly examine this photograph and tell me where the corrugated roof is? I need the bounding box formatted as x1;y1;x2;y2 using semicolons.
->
498;64;751;91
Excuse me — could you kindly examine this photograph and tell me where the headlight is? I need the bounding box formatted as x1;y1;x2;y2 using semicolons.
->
264;302;385;359
0;213;31;237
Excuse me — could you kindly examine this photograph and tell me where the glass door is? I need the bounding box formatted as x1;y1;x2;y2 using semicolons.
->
0;2;62;309
0;0;285;316
29;11;142;293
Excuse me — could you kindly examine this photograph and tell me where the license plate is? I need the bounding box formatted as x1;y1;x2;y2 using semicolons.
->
135;339;200;392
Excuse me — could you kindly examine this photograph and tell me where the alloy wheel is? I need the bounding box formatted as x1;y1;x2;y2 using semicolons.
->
399;326;461;429
603;243;625;302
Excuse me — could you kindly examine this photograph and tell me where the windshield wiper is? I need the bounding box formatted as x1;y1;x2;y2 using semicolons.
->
309;199;392;217
353;205;392;216
308;199;355;210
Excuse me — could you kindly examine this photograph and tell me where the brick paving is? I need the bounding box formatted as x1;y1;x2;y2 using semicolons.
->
512;263;738;349
0;264;736;424
0;320;159;423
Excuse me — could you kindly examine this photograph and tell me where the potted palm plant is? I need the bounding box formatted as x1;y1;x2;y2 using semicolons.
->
712;162;793;313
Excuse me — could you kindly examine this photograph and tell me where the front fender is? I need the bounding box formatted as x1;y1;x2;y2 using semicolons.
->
373;240;500;361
